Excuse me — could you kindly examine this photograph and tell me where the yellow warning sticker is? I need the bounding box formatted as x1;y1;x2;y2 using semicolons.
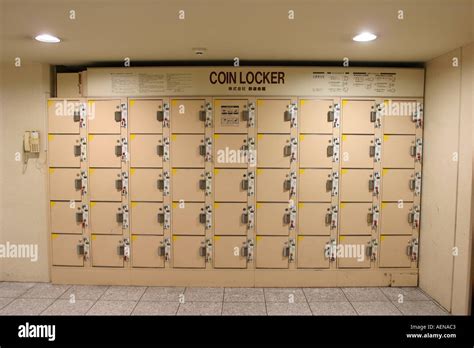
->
130;100;135;107
88;101;94;106
131;202;138;207
256;169;262;175
341;134;347;141
47;100;54;107
384;135;390;141
172;168;177;175
257;134;263;139
131;235;138;241
172;202;177;208
299;134;305;141
49;168;55;174
380;236;385;241
214;203;219;209
256;203;261;209
171;134;177;141
50;201;56;207
214;100;221;107
339;236;345;241
130;134;136;140
214;236;221;241
382;169;389;176
171;100;177;106
256;236;262;241
300;100;306;106
88;134;94;141
214;169;219;175
381;202;386;209
92;235;97;240
298;202;304;208
51;234;58;239
48;134;54;141
340;203;345;208
341;169;348;174
89;168;95;175
342;100;348;107
298;235;304;241
213;134;220;139
90;202;96;207
257;100;264;106
130;168;136;175
299;169;305;174
172;235;179;241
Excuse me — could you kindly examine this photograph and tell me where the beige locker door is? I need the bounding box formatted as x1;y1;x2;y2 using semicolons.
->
255;236;288;269
383;100;417;135
380;202;414;235
299;169;332;202
382;169;414;202
299;134;332;168
214;99;249;133
48;135;81;167
88;100;122;134
129;99;163;134
298;203;331;236
297;236;330;269
256;169;289;202
214;202;247;236
50;201;83;234
91;235;124;267
172;202;205;236
214;169;248;202
256;203;289;236
88;135;122;168
299;99;333;134
382;135;415;169
170;134;205;168
341;100;375;134
172;236;206;268
214;236;247;268
51;234;84;266
379;235;412;268
257;134;291;168
131;235;165;268
256;99;291;133
48;100;80;134
214;134;248;168
339;203;372;236
49;168;82;201
130;169;163;202
337;236;371;268
89;202;123;235
130;134;163;168
340;169;373;202
130;202;164;235
171;99;205;133
172;169;205;202
89;168;122;201
341;135;375;169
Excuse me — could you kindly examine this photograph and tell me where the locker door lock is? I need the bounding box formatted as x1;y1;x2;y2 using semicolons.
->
199;102;213;127
119;171;129;196
327;103;340;128
200;239;213;262
324;239;337;262
290;137;298;163
412;103;423;128
368;172;380;196
200;205;212;230
158;238;171;262
325;206;338;229
283;238;296;262
116;205;129;229
200;172;212;196
410;138;423;162
326;172;339;196
408;205;420;228
247;137;256;166
369;138;382;162
284;103;298;128
247;206;255;229
409;172;422;196
74;144;82;157
370;104;382;128
73;110;81;123
367;205;379;229
75;103;87;128
161;103;170;128
407;238;419;261
241;209;249;224
204;137;212;162
158;171;170;196
74;137;87;162
161;205;171;229
78;171;88;196
118;238;130;261
327;137;340;162
284;206;297;230
242;102;256;127
366;239;378;261
115;103;128;128
158;137;170;161
76;204;89;228
115;138;128;162
77;237;90;260
247;172;255;196
284;172;297;198
241;239;254;262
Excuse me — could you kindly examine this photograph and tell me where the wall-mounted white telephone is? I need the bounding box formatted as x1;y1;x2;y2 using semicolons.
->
24;131;40;153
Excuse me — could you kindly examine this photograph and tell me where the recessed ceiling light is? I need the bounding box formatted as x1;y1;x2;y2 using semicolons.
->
35;34;61;43
353;32;377;42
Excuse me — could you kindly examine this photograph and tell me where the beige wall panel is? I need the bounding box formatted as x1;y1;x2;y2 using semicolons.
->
131;235;165;268
298;202;331;236
214;203;247;236
130;168;163;202
51;234;84;267
170;99;205;133
48;134;81;167
299;134;333;168
50;201;83;234
214;236;247;268
297;236;330;269
256;99;291;133
299;99;333;134
130;202;164;235
129;99;163;134
172;236;206;268
256;203;290;236
88;99;122;134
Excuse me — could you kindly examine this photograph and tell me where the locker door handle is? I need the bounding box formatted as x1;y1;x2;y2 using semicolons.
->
284;179;291;191
116;213;124;223
283;213;291;225
242;110;249;121
283;145;291;157
325;213;332;225
408;213;414;224
75;212;84;223
325;180;333;192
199;246;207;257
157;110;164;122
369;146;376;157
327;110;334;122
73;111;81;123
75;179;82;190
241;179;249;190
409;179;415;191
115;145;122;157
114;111;122;122
282;246;290;257
370;110;377;122
410;145;416;157
199;213;206;224
368;180;375;191
157;213;165;223
157;145;164;156
284;110;292;122
77;244;85;255
199;179;207;190
241;213;249;224
367;213;374;224
327;145;334;157
158;245;166;256
118;245;125;256
199;144;206;156
157;179;164;190
74;145;82;157
115;179;123;190
199;110;206;122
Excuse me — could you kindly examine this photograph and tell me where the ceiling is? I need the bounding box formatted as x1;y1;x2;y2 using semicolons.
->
0;0;473;66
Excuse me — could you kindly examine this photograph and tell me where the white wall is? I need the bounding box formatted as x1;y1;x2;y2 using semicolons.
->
0;62;51;282
421;43;473;314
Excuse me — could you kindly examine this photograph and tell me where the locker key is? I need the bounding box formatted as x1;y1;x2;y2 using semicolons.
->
116;211;124;223
75;211;84;223
75;178;83;190
115;144;122;157
325;212;332;225
199;144;206;156
241;178;249;190
242;110;249;121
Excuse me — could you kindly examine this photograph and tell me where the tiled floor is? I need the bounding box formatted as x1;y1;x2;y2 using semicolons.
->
0;282;449;316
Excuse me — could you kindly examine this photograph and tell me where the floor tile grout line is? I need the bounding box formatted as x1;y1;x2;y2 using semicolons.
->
85;285;110;315
38;284;72;315
301;287;314;315
176;287;185;315
130;286;148;316
262;287;268;315
341;288;359;315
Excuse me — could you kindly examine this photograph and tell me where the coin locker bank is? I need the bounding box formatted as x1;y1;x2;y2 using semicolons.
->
48;66;425;287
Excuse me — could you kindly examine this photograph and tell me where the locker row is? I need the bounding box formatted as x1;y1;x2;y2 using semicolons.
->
49;167;421;202
51;233;416;269
48;98;422;136
48;133;422;169
51;200;419;236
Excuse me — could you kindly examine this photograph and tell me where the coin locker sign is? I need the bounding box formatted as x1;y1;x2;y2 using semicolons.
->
86;67;425;97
